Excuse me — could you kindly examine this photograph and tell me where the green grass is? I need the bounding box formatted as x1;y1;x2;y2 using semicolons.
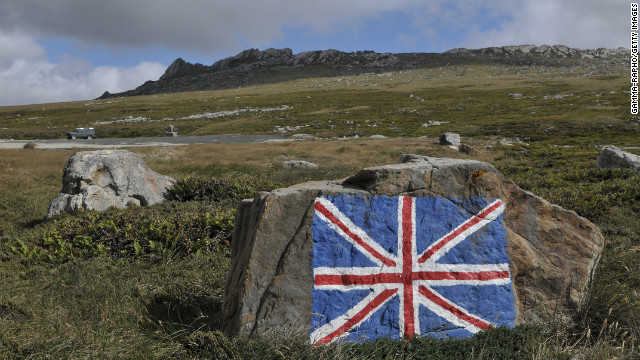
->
0;65;632;145
0;61;638;358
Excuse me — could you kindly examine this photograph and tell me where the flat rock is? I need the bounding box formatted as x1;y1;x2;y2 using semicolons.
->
47;150;175;217
223;155;604;343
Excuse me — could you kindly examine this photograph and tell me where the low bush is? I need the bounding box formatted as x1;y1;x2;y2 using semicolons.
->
166;177;279;203
12;206;234;263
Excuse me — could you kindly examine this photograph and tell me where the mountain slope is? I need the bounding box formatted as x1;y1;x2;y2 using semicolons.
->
100;45;629;99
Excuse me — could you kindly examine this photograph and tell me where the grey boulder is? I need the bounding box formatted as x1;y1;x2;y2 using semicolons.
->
596;146;640;174
439;132;461;146
47;150;175;217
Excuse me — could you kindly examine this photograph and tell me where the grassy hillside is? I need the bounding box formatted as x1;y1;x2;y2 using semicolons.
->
0;63;631;143
0;61;638;359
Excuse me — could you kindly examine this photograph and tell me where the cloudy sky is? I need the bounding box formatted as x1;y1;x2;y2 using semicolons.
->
0;0;630;106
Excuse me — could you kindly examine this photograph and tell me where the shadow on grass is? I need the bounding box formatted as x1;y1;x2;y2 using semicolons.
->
144;293;225;337
23;217;50;229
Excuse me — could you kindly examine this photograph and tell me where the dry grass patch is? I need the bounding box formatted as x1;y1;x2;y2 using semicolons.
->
138;138;477;178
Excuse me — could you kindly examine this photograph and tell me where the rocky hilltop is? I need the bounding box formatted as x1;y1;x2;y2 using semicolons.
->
100;45;629;99
445;44;628;59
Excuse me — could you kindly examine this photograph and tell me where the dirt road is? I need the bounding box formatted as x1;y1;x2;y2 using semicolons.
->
0;134;293;149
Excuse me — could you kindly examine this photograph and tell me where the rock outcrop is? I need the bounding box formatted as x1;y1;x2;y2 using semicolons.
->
160;58;198;81
208;48;399;72
596;146;640;174
445;44;629;59
99;45;628;99
223;155;604;343
47;150;175;217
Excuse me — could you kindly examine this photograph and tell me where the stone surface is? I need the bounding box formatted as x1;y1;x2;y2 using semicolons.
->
439;132;461;146
159;58;196;81
282;160;318;169
47;150;175;217
596;146;640;174
459;143;477;154
224;155;604;342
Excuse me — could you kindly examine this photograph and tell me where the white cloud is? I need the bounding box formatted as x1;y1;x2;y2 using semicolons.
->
0;31;165;106
0;0;422;54
461;0;628;49
0;1;627;53
0;0;629;105
0;30;47;67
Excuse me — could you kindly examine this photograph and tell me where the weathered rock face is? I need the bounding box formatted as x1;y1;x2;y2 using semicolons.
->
160;58;196;81
596;146;640;174
445;44;629;59
47;150;175;217
223;155;604;343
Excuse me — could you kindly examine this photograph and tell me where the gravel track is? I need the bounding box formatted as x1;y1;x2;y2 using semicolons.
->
0;134;293;149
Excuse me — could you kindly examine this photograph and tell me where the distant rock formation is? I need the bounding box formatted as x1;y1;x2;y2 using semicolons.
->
99;45;629;99
445;44;629;58
160;58;197;80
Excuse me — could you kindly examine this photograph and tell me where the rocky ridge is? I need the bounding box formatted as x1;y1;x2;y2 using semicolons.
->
100;45;629;98
445;44;628;59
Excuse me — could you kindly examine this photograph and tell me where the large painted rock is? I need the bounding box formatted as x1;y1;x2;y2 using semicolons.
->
223;155;604;344
47;150;175;217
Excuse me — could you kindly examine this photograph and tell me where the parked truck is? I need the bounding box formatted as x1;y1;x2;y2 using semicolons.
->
66;128;95;139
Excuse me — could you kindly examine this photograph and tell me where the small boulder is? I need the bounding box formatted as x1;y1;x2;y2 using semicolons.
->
283;160;318;169
459;143;478;154
596;146;640;174
439;132;461;146
47;150;175;217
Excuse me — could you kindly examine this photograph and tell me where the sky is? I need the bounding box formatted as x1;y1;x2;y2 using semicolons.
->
0;0;631;106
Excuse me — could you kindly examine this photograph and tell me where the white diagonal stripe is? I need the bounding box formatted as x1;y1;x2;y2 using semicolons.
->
416;286;489;334
420;200;505;264
315;197;398;267
309;286;398;344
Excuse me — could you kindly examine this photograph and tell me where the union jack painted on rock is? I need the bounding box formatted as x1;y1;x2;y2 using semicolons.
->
310;194;516;344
